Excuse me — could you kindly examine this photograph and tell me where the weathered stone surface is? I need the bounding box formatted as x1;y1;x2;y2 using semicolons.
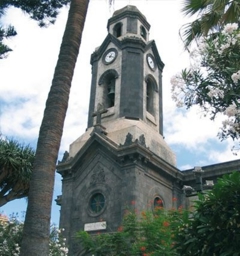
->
70;118;176;166
57;5;240;256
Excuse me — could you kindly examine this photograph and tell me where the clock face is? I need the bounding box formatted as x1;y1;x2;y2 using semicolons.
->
103;49;118;64
105;51;116;62
147;54;155;70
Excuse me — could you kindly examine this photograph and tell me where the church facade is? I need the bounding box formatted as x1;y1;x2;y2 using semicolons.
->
56;5;240;255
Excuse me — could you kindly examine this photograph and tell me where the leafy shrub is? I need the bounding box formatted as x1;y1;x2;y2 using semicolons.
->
174;172;240;256
0;213;68;256
77;205;185;256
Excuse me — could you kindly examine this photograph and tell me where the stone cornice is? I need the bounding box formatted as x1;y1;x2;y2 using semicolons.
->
57;131;181;182
107;6;150;31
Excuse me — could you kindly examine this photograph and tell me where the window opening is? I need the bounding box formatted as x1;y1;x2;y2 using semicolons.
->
146;79;154;115
154;197;163;209
107;78;115;107
113;23;122;37
140;26;146;39
89;193;105;213
99;70;118;109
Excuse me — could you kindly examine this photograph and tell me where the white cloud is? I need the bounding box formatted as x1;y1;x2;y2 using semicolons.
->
1;0;239;224
165;107;215;144
1;0;237;167
207;141;239;163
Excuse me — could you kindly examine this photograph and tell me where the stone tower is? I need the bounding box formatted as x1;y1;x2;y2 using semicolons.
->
57;5;183;255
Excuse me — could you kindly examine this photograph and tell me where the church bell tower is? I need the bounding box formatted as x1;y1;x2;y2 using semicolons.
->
57;6;181;255
88;5;165;136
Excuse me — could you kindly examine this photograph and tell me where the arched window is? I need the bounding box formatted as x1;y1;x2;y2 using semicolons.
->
99;69;119;108
145;75;158;116
154;196;163;209
140;25;146;40
113;22;122;37
106;77;115;108
146;80;154;115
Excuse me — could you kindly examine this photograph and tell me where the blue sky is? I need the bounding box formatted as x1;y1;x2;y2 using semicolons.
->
0;0;239;224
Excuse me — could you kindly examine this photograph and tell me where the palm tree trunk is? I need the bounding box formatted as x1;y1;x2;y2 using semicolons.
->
20;0;90;255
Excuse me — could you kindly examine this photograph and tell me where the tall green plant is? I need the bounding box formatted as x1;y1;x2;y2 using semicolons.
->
0;137;35;206
181;0;240;47
0;213;68;256
174;172;240;256
77;206;185;256
171;23;240;143
20;0;90;255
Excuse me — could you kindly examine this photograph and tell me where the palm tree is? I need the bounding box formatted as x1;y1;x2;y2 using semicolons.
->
181;0;240;47
19;0;90;255
0;137;35;207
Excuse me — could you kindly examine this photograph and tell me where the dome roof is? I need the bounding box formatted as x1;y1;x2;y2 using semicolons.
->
107;5;150;30
112;5;146;19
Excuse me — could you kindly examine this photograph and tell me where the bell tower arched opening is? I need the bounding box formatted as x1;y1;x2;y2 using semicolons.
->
105;77;115;108
140;25;146;40
57;7;179;256
113;22;122;38
98;69;119;109
145;75;158;116
146;81;154;115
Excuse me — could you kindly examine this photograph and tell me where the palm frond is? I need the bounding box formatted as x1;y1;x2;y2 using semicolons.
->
0;137;35;205
181;0;239;47
182;0;210;16
222;1;240;23
200;11;223;34
0;137;35;183
181;20;203;48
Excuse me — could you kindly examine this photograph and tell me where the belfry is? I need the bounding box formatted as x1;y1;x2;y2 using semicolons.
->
57;5;240;255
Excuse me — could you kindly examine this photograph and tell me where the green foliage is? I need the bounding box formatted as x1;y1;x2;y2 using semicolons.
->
181;0;240;47
78;173;240;256
0;0;71;58
77;207;185;256
0;25;16;57
171;23;240;143
0;213;68;256
0;136;35;206
174;172;240;256
49;226;68;256
0;0;71;26
0;213;23;255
